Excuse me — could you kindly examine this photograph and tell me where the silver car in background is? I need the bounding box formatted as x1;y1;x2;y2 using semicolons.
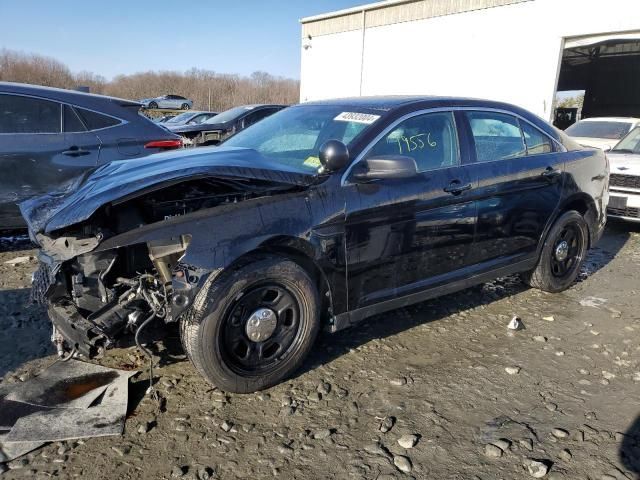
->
140;94;193;110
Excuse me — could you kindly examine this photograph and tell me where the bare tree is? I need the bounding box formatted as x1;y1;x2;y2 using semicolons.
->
0;49;300;109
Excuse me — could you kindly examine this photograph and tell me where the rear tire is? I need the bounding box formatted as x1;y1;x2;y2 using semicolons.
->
522;210;588;293
180;255;320;393
181;103;190;110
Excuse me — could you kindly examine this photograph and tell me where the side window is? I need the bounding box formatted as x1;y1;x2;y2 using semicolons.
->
75;108;120;130
63;105;87;133
0;95;61;134
243;109;273;128
466;112;526;162
367;112;459;172
521;122;553;155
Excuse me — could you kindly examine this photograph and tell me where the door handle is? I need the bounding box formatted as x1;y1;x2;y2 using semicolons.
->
541;166;561;180
444;180;472;195
62;146;90;157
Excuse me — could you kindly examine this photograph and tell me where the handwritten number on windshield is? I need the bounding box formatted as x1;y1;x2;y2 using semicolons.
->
396;133;437;154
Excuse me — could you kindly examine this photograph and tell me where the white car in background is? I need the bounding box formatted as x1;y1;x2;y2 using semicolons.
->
607;126;640;223
565;117;640;151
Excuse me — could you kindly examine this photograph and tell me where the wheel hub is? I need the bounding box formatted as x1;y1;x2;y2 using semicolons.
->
555;240;569;262
245;308;278;342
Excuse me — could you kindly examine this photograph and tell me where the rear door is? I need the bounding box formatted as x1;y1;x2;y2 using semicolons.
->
73;106;140;163
460;110;564;266
0;94;78;227
344;111;477;309
62;105;102;166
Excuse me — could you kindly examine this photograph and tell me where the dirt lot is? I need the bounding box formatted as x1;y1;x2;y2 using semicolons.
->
1;222;639;480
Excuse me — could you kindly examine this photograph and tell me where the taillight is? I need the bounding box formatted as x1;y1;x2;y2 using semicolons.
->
144;139;183;149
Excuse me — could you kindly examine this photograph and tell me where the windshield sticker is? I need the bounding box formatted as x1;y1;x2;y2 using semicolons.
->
334;112;380;124
303;156;321;167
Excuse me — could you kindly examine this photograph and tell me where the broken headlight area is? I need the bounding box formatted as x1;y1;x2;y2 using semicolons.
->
40;235;195;359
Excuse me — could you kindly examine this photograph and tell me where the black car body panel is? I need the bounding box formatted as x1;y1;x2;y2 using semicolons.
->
0;82;181;228
25;96;608;360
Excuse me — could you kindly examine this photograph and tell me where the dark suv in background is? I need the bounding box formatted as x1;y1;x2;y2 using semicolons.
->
0;82;182;228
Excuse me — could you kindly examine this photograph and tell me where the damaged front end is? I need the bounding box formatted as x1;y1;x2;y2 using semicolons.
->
23;147;317;359
35;232;193;358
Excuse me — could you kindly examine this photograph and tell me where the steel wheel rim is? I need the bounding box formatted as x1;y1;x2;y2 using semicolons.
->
550;223;583;278
220;283;302;375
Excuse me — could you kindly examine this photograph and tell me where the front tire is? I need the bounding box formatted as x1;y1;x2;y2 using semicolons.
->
522;210;588;293
181;103;190;110
148;101;158;109
180;255;320;393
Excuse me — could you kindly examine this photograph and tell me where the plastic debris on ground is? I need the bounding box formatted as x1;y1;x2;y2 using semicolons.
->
579;296;608;308
0;359;136;463
507;316;525;331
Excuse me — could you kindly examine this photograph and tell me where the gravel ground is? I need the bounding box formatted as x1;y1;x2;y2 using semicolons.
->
1;222;639;479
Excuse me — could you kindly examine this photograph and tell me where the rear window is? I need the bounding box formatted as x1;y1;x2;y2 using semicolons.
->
521;122;553;155
565;120;632;140
0;94;61;134
467;112;526;162
75;107;121;130
63;105;87;133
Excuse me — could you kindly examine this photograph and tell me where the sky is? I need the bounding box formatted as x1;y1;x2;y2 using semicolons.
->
0;0;366;80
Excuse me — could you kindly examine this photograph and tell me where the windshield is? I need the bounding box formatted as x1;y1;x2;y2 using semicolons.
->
204;106;253;124
223;105;382;172
165;112;196;124
612;126;640;154
566;120;632;140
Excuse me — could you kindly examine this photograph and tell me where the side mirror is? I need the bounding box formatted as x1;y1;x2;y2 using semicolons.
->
319;140;349;173
351;155;418;182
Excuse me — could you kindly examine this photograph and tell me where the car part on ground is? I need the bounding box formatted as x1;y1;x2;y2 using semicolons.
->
23;96;609;393
606;126;640;222
0;360;135;462
0;82;183;229
171;104;286;147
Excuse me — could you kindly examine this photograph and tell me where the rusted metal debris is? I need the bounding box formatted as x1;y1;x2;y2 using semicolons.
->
0;359;136;462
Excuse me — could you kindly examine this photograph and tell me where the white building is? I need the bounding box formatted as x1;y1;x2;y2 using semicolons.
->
300;0;640;121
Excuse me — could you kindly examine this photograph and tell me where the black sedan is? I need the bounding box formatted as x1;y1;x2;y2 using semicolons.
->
171;104;285;146
23;97;608;393
0;82;182;228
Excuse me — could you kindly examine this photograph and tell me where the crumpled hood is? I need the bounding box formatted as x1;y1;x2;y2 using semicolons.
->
20;146;317;235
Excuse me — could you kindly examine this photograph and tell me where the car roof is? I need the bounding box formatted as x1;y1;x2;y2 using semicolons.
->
240;104;288;109
0;81;140;108
297;95;537;113
579;117;640;123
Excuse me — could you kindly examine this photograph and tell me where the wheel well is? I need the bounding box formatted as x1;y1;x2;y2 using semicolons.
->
561;196;596;247
237;245;333;321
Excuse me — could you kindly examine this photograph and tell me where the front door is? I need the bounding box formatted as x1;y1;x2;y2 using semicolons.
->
344;111;477;310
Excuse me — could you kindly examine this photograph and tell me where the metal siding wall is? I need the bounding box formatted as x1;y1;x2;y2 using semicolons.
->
301;0;532;37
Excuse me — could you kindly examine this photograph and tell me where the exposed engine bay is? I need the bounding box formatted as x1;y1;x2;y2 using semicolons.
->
32;177;300;358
